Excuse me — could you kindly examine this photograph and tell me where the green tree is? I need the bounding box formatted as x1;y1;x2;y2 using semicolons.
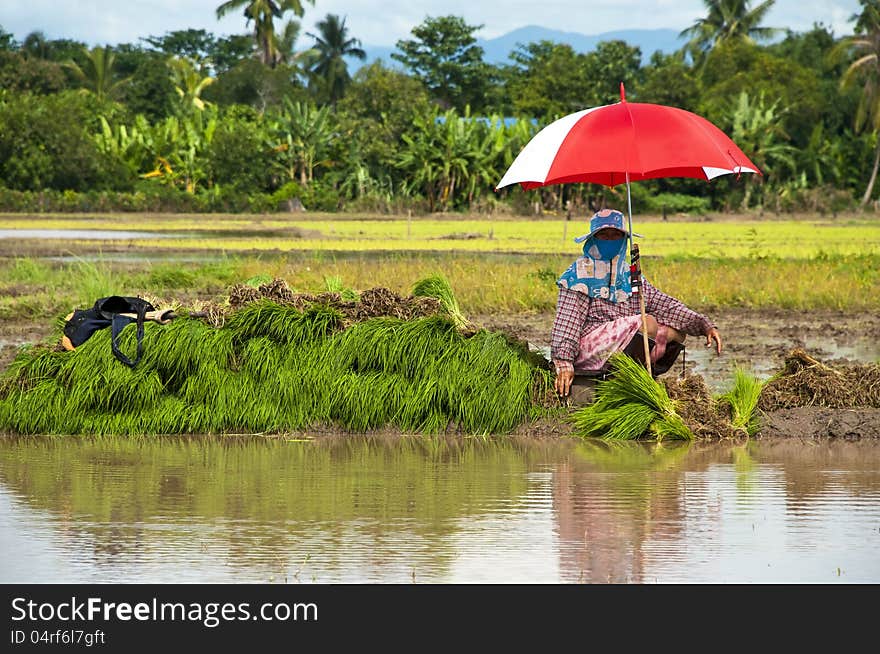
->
336;61;431;176
19;31;85;62
833;0;880;205
0;25;16;50
506;41;593;119
215;0;314;67
0;51;67;94
211;33;255;73
63;45;131;102
206;107;273;191
680;0;780;60
698;40;823;153
143;29;216;67
205;58;306;108
637;51;700;110
584;40;643;105
117;49;178;121
0;91;130;191
392;15;490;110
306;14;366;105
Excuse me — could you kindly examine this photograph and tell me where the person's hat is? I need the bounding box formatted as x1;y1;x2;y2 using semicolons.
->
574;209;642;243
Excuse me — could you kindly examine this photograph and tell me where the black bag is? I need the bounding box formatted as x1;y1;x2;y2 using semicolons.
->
63;296;156;368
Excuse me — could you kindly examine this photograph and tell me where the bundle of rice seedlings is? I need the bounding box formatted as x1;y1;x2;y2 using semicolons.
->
716;367;764;437
0;295;549;436
571;353;693;441
411;274;469;330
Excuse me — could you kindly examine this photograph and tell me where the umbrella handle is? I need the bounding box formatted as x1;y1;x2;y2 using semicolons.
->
630;244;652;377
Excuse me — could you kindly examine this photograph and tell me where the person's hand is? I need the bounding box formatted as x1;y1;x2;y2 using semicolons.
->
555;369;575;397
706;327;722;355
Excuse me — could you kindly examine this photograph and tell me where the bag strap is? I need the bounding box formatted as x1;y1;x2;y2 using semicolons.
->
110;303;147;368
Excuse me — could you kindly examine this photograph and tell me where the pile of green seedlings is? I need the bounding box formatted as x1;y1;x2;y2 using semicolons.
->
0;276;552;436
571;354;765;441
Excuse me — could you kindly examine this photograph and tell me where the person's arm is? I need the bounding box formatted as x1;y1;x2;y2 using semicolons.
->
642;280;722;353
551;287;589;395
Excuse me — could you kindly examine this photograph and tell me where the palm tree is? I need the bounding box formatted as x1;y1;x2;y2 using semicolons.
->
833;0;880;206
63;45;130;102
680;0;779;58
215;0;313;67
306;14;366;105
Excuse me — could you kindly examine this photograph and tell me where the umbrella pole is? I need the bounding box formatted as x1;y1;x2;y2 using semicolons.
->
626;175;652;377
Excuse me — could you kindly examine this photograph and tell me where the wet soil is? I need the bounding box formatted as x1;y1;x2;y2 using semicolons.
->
475;307;880;392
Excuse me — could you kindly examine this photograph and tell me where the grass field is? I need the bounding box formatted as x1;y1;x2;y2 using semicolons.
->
3;212;880;258
2;250;879;321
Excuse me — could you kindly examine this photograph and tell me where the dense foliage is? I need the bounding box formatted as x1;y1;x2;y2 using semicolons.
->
0;1;878;214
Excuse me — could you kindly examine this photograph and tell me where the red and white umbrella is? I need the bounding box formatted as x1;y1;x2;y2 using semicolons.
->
496;82;762;266
497;84;761;374
497;83;760;192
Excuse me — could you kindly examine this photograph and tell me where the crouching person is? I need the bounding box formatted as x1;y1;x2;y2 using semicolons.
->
551;209;722;397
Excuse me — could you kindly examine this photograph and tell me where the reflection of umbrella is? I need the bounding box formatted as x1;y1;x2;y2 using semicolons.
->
496;83;761;373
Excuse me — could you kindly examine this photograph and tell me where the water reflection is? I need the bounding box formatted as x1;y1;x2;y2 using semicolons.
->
0;435;878;583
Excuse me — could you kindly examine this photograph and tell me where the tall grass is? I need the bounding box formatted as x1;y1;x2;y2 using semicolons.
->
571;353;693;441
3;253;878;324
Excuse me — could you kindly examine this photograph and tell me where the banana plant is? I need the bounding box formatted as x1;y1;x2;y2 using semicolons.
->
168;56;216;113
94;115;153;177
269;98;335;184
728;91;797;209
140;110;218;193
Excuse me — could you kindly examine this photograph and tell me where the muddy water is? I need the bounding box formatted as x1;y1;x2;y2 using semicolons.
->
1;435;878;583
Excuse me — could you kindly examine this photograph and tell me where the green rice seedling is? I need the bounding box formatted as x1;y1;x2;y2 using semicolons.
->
324;275;360;302
327;371;396;431
651;413;694;441
0;292;550;436
572;403;658;440
0;345;66;395
244;273;274;288
240;336;284;382
227;300;342;347
717;367;764;437
571;353;693;441
411;274;469;329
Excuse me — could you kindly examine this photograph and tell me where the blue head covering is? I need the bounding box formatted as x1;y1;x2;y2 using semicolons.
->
556;209;638;303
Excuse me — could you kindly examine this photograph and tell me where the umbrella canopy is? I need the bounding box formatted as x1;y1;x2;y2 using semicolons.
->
496;84;761;191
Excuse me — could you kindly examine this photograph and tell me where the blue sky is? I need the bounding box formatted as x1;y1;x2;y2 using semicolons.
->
0;0;862;47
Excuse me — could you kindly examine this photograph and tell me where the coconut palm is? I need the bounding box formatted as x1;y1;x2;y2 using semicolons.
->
680;0;779;58
306;14;366;105
833;0;880;206
215;0;313;67
63;45;131;102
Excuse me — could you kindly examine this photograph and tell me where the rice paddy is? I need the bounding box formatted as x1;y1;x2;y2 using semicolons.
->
3;213;880;258
1;213;879;440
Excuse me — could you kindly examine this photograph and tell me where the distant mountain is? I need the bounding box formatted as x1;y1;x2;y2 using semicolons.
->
349;25;687;71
